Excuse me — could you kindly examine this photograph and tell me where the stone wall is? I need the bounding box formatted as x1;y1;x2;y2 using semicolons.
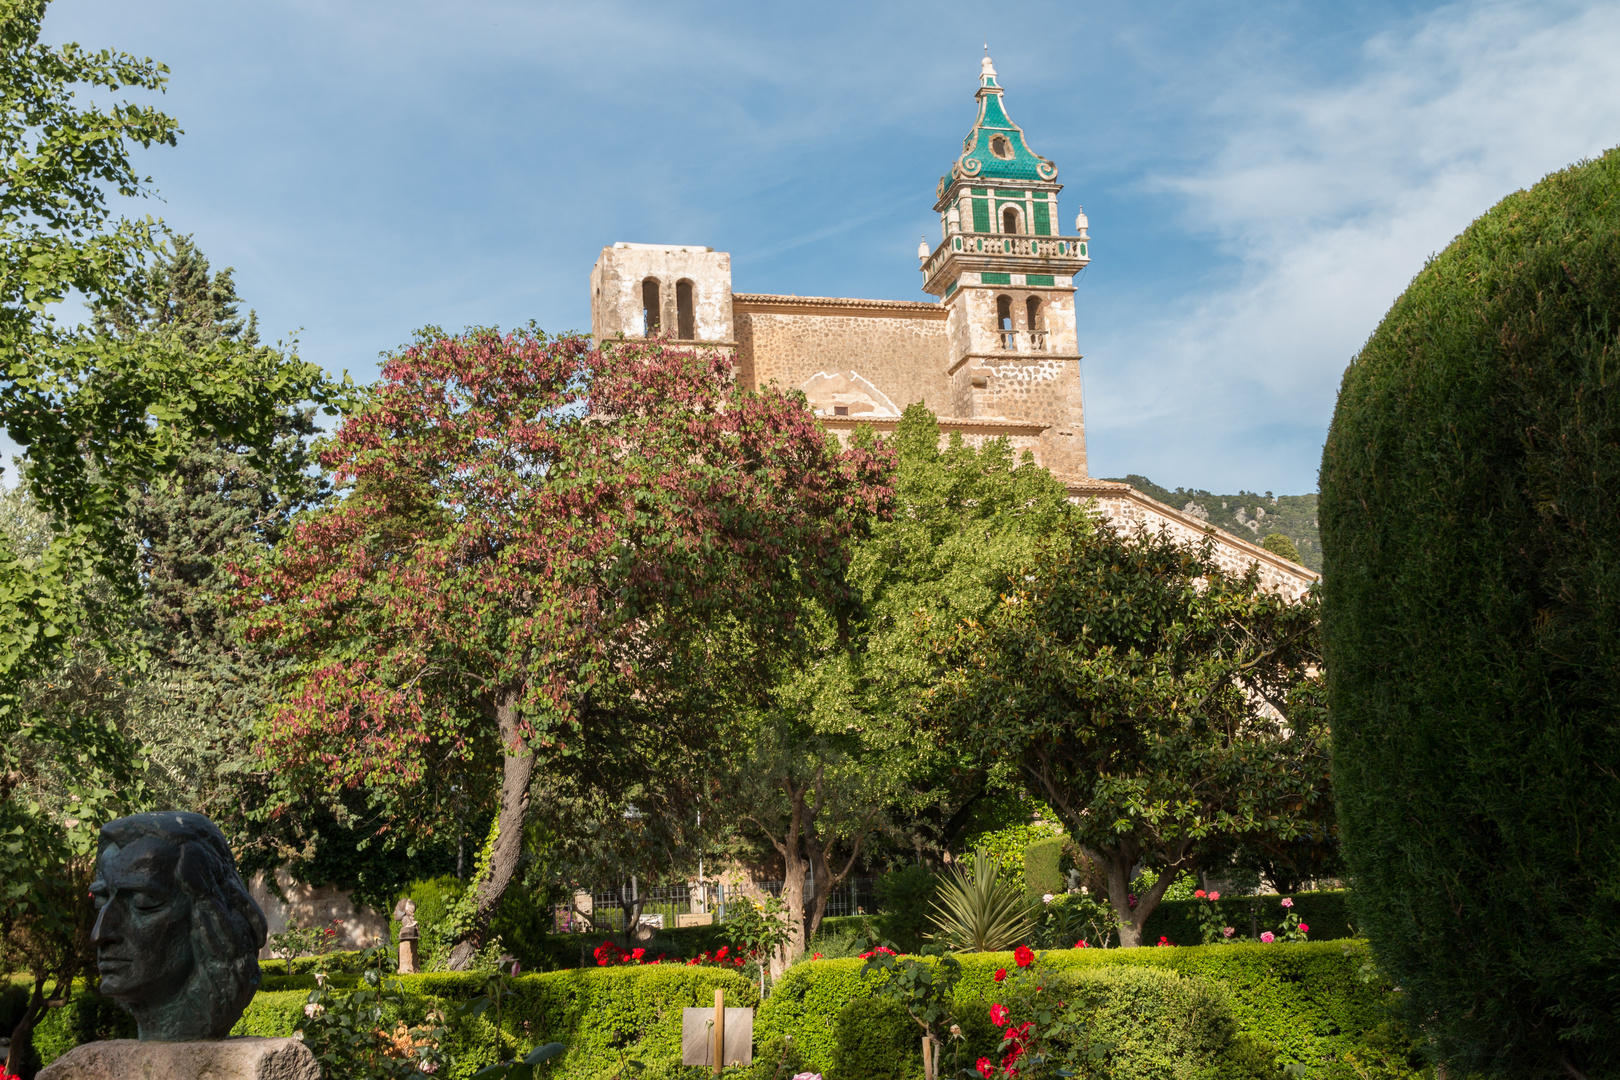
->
731;295;950;415
249;869;389;962
1071;479;1318;600
591;244;734;343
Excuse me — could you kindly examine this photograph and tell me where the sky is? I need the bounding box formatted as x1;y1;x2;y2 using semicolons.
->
35;0;1620;495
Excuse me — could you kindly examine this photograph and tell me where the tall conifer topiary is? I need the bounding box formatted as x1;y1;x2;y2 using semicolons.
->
1320;149;1620;1078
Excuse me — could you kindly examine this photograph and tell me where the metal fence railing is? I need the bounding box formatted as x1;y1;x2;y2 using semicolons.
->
554;876;880;934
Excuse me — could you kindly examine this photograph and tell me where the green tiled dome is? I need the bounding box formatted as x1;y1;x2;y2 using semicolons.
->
950;57;1058;185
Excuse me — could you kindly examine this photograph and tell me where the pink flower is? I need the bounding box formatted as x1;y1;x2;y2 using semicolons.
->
976;1059;995;1079
1298;923;1309;935
990;1003;1010;1028
1260;932;1275;944
1221;927;1235;938
511;961;522;976
1280;898;1294;909
994;968;1007;982
1208;891;1220;901
1013;945;1034;968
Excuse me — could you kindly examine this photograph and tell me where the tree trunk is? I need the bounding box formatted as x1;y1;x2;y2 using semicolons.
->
447;691;534;970
1101;839;1188;948
774;778;810;978
803;804;878;942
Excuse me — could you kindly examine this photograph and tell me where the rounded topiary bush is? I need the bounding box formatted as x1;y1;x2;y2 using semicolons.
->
1320;147;1620;1077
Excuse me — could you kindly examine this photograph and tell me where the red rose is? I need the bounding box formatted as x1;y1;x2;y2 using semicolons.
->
1013;945;1034;968
1074;939;1090;949
993;968;1007;982
1193;889;1206;899
976;1057;995;1079
990;1003;1010;1027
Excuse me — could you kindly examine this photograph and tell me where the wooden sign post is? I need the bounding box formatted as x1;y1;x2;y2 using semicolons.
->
713;987;725;1075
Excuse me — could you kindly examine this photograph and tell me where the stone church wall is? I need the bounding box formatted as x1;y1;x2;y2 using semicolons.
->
732;295;950;414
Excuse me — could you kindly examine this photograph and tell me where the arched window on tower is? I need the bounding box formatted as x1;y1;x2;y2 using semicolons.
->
997;295;1016;350
641;278;661;336
1002;206;1021;235
1027;296;1046;351
676;279;696;340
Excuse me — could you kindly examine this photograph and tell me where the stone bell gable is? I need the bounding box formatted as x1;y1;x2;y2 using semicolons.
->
587;55;1316;600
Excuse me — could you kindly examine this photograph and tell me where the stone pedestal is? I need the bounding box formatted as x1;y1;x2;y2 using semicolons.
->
38;1037;320;1080
398;937;418;974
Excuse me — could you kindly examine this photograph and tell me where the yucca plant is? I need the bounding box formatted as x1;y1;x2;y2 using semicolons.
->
926;847;1034;952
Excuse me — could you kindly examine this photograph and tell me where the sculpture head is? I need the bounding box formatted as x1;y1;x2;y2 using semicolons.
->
89;812;267;1041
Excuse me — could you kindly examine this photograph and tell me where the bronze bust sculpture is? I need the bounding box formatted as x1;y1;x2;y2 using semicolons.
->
89;812;268;1041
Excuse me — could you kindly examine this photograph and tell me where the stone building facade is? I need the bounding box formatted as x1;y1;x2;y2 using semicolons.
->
589;56;1316;599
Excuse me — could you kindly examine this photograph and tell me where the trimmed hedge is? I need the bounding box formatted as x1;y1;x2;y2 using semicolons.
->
25;967;755;1079
1023;836;1066;897
758;941;1423;1079
1321;146;1620;1076
1141;890;1355;947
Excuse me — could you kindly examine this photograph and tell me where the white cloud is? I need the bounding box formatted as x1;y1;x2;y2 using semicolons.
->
1083;0;1620;493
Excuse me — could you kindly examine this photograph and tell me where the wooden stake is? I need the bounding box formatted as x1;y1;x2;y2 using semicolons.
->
713;987;725;1075
922;1034;933;1080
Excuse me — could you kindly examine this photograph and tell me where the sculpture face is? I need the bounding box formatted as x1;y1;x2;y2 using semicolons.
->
90;836;197;1005
88;812;267;1042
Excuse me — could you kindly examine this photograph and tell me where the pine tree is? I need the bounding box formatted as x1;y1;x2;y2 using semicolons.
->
97;237;330;852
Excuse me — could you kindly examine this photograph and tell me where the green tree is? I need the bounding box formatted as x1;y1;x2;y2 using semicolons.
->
239;329;890;969
1320;148;1620;1077
0;3;326;1058
1260;531;1300;563
724;405;1076;965
96;236;329;850
934;520;1328;947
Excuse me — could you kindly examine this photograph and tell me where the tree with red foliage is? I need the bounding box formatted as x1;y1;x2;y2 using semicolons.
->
237;328;891;967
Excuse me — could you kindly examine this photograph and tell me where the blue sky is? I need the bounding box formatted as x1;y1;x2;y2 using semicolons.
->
38;0;1620;494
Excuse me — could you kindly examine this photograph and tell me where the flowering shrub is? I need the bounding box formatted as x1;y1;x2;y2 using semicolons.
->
1190;889;1228;945
687;946;745;969
1190;891;1312;945
270;919;342;975
860;949;963;1069
294;947;448;1079
980;950;1107;1079
591;941;670;967
1030;891;1116;951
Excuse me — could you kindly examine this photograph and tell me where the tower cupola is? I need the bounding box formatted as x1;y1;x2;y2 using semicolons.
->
917;54;1093;478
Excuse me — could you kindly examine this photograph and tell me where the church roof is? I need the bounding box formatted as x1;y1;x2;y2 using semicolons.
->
943;56;1058;190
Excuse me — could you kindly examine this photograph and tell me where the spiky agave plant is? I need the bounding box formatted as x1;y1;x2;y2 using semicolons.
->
926;848;1034;952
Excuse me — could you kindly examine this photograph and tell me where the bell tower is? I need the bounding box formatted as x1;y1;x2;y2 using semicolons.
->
919;54;1093;477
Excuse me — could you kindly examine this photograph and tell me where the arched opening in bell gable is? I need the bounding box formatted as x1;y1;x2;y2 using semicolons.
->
1002;206;1021;235
1027;296;1046;350
997;294;1015;350
675;279;696;340
641;278;662;336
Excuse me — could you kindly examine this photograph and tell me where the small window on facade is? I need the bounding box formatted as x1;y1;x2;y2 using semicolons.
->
833;406;850;417
641;278;661;336
676;279;696;340
990;134;1013;160
1026;296;1042;329
1003;207;1020;234
997;295;1013;329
